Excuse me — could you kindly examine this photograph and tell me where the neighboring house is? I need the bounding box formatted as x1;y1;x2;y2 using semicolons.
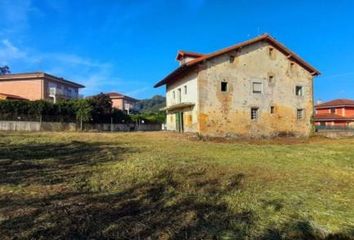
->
0;72;84;103
106;92;138;113
154;34;320;137
0;93;28;101
314;99;354;127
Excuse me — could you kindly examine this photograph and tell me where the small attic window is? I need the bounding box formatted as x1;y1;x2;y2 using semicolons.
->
268;47;275;58
229;55;235;63
221;82;228;92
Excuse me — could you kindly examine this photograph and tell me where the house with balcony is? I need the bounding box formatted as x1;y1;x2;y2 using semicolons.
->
154;34;320;137
314;99;354;127
0;72;84;103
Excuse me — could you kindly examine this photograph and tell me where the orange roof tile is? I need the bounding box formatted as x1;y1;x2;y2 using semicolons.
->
315;99;354;109
154;34;320;88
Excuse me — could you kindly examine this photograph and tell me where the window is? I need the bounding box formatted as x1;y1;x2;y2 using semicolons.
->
177;88;182;103
295;86;303;96
251;108;258;120
330;108;335;114
184;85;187;94
269;47;274;57
229;55;235;63
253;82;262;94
297;109;304;120
221;82;228;92
172;91;175;99
270;106;275;114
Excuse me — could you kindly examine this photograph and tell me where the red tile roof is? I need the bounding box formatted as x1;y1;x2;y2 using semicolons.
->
176;50;204;61
314;113;354;121
154;33;320;88
315;99;354;109
106;92;124;97
105;92;138;102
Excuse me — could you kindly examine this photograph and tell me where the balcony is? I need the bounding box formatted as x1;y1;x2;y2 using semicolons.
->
49;87;78;99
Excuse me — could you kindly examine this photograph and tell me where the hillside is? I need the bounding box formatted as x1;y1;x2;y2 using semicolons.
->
134;95;166;113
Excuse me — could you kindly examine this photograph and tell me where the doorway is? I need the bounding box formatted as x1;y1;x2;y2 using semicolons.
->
175;112;184;133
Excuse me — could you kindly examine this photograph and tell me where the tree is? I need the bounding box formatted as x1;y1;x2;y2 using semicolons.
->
75;99;93;131
0;66;11;75
88;93;112;123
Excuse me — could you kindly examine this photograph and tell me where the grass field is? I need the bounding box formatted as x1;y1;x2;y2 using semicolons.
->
0;132;353;239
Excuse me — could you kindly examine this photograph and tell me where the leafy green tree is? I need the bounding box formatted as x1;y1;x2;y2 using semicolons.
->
75;99;93;130
88;93;112;123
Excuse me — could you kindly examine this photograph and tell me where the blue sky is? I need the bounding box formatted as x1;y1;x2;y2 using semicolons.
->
0;0;353;101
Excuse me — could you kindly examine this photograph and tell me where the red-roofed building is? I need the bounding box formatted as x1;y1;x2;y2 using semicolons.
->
0;72;84;103
314;99;354;127
105;92;138;114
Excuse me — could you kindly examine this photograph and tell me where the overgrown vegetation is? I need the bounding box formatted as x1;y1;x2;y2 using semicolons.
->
0;93;164;124
0;132;352;239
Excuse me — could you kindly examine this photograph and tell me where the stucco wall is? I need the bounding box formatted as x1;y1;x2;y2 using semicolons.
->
197;41;314;137
112;98;124;109
166;72;199;132
0;79;43;100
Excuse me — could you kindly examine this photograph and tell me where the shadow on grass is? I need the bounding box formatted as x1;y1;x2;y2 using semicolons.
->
0;165;254;239
0;140;131;185
0;140;352;239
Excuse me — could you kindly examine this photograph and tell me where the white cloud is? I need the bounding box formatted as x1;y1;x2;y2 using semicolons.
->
0;39;28;65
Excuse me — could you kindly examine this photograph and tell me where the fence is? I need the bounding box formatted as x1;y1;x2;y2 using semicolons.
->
0;120;162;132
315;125;354;138
315;125;354;131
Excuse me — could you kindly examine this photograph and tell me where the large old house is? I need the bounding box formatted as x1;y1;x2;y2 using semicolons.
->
0;72;84;102
154;34;320;137
314;99;354;127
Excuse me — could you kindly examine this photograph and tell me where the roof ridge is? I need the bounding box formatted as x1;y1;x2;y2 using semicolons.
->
155;34;320;88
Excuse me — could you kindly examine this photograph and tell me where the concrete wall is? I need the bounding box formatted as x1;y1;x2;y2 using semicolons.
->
166;71;199;132
316;129;354;138
0;79;43;100
0;121;161;132
196;41;314;137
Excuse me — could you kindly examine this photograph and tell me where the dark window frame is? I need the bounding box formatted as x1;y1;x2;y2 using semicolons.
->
221;82;228;92
251;107;259;120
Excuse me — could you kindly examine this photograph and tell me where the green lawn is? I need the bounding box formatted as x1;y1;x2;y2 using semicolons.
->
0;132;353;239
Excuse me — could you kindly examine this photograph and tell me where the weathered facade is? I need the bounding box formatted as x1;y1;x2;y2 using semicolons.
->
155;34;320;138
